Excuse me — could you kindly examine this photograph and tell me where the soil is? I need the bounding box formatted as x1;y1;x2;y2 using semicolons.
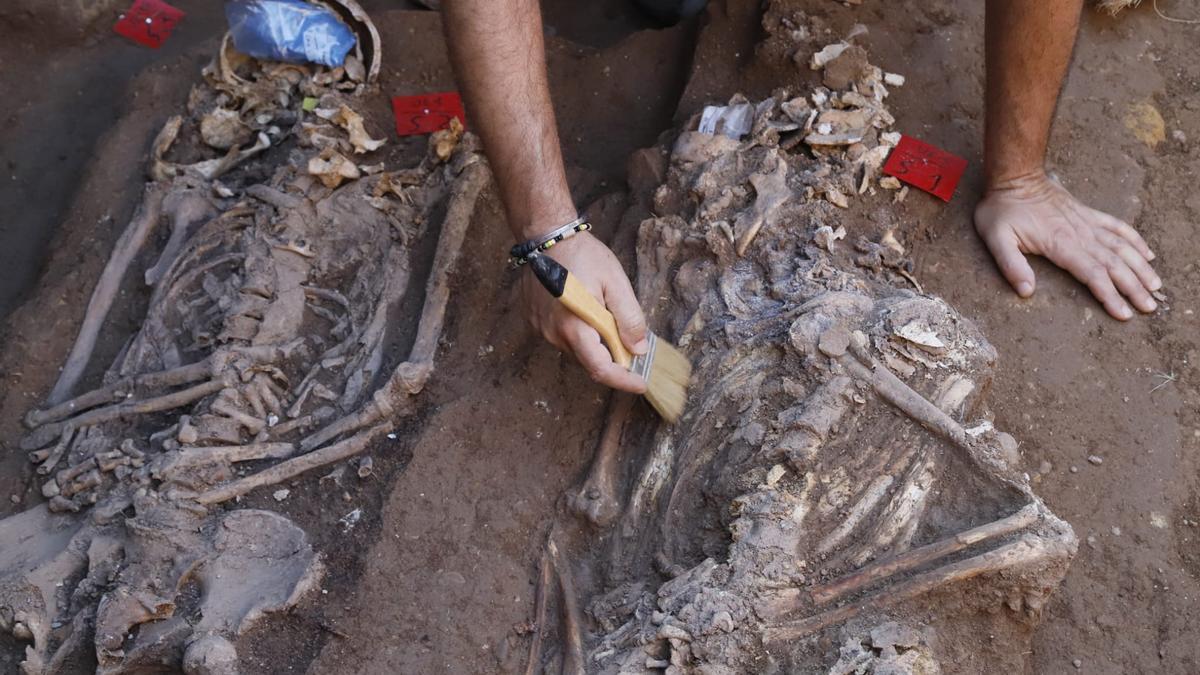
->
0;0;1198;674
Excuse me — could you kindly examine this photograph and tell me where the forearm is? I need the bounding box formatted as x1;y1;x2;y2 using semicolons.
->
984;0;1083;188
442;0;576;241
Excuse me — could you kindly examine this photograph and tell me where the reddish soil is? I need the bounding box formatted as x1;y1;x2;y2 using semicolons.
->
1;1;1198;674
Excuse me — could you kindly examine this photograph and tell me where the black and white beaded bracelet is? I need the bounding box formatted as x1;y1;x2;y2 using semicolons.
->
508;216;592;268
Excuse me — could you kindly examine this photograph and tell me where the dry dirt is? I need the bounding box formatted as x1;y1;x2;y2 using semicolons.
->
0;0;1197;673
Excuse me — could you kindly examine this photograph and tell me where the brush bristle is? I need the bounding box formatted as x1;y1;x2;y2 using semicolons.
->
644;336;692;424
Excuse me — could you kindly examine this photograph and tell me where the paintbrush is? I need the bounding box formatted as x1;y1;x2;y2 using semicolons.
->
528;254;691;423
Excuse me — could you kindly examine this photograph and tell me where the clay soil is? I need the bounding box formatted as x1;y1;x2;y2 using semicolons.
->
0;0;1198;673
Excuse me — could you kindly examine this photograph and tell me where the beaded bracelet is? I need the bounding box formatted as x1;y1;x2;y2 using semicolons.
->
508;216;592;268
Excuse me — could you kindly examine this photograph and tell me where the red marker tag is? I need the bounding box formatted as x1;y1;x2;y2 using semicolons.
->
882;135;967;203
391;93;467;136
113;0;184;49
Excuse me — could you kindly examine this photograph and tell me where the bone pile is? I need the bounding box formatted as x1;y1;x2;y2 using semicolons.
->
530;22;1078;675
0;3;489;672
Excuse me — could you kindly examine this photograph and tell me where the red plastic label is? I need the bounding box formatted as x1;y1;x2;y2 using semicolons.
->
391;93;467;136
882;135;967;203
113;0;184;49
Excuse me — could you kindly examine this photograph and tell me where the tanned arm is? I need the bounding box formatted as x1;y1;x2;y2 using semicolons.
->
442;0;649;392
976;0;1161;320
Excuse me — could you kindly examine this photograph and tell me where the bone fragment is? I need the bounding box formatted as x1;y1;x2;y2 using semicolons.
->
548;537;586;675
570;393;635;526
155;443;295;482
837;344;969;448
197;423;390;505
47;184;166;405
524;548;553;675
36;427;77;476
734;151;789;256
356;456;374;478
817;474;894;555
145;184;217;286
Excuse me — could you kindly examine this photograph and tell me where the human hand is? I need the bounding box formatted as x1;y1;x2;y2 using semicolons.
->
520;232;650;393
974;172;1161;320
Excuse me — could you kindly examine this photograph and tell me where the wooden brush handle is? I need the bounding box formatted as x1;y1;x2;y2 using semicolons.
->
560;275;633;368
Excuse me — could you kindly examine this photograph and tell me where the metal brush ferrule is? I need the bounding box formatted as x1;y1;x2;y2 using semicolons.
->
628;332;657;382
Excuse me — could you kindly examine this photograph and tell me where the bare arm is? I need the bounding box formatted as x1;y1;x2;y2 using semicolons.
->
442;0;649;392
976;0;1160;320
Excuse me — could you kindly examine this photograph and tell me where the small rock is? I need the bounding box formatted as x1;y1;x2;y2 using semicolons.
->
822;45;870;90
1111;526;1122;536
1172;129;1187;144
1038;461;1053;475
883;72;906;87
1069;465;1079;473
1073;659;1082;669
273;489;290;502
879;176;902;190
1087;455;1103;465
9;494;19;504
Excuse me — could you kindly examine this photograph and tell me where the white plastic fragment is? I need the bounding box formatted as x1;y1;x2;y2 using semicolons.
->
339;508;362;531
698;103;755;140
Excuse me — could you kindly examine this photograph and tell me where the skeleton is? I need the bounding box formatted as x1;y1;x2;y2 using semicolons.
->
0;6;490;672
531;28;1077;675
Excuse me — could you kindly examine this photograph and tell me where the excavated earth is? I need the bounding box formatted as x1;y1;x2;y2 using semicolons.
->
1;0;1198;673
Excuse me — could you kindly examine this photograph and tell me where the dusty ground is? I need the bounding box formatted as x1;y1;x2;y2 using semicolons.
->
0;0;1197;673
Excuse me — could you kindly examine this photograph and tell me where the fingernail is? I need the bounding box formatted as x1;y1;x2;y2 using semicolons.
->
1118;305;1133;320
1016;282;1034;297
1150;276;1163;291
633;338;650;355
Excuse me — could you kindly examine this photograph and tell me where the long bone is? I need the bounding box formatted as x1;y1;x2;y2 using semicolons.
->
24;379;228;451
549;536;586;675
569;392;635;526
762;530;1073;643
196;423;388;505
47;184;166;405
807;502;1042;608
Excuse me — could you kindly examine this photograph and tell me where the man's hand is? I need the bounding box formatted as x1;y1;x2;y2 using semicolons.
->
521;232;650;393
974;172;1161;320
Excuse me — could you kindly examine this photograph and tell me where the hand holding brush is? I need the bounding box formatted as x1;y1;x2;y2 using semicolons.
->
528;254;692;423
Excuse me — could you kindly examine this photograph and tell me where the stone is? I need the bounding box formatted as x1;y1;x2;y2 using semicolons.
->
822;45;870;91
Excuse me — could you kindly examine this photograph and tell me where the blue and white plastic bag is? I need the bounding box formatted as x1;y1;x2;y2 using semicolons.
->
225;0;357;68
